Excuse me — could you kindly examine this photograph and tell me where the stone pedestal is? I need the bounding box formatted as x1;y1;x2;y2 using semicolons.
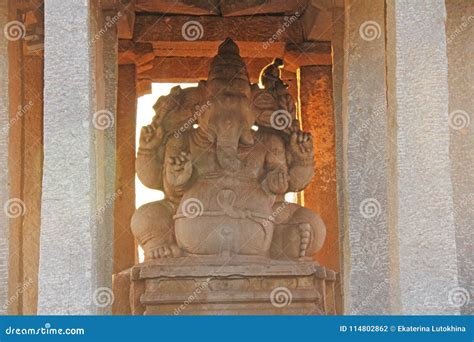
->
127;256;337;315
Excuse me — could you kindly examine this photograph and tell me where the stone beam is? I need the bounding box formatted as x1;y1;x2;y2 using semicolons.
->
118;40;154;65
284;42;332;71
141;57;275;83
135;15;303;58
302;4;333;41
135;0;219;15
386;0;460;315
220;0;307;16
116;0;135;40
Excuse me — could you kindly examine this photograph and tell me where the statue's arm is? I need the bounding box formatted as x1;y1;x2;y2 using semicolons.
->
136;124;166;190
286;130;315;192
163;133;193;201
262;134;289;195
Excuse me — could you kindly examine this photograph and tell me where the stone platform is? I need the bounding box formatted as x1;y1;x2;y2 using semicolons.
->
115;256;337;315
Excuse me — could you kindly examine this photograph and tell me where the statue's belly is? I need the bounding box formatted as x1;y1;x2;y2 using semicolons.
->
174;177;274;256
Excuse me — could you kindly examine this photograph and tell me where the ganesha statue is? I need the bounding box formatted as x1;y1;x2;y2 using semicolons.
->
131;38;326;262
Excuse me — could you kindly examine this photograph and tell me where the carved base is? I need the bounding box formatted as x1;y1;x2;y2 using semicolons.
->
124;256;337;315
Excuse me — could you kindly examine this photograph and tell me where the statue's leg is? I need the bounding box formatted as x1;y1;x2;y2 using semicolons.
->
131;200;183;259
270;203;326;259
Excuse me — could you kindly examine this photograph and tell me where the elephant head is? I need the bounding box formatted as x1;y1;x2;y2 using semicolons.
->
197;38;256;171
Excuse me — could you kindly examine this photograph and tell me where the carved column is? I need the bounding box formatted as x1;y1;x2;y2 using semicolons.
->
386;0;460;314
342;0;392;314
39;0;116;314
445;0;474;315
298;66;339;273
114;64;137;273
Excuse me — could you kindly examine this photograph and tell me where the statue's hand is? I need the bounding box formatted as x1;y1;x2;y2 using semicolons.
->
289;129;314;162
139;123;164;151
264;168;289;194
165;152;193;187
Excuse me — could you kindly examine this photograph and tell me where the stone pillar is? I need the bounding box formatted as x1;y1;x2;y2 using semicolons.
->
114;64;137;273
0;0;12;315
341;0;392;314
299;66;339;273
445;0;473;315
21;55;44;315
386;0;460;314
39;0;116;314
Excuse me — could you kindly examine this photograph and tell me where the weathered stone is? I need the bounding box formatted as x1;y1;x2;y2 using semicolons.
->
131;257;335;315
445;0;474;315
386;0;460;315
38;0;115;314
341;0;391;314
114;64;137;273
299;66;339;272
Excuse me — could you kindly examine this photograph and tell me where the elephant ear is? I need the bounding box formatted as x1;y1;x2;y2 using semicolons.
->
251;89;279;129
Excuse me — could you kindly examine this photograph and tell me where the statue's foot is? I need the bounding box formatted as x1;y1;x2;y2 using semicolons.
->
298;223;312;258
148;244;183;259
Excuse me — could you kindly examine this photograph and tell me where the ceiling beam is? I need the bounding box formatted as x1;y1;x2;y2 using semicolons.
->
134;15;304;50
135;0;219;15
220;0;308;17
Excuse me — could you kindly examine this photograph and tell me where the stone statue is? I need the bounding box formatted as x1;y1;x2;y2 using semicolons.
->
132;38;326;262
